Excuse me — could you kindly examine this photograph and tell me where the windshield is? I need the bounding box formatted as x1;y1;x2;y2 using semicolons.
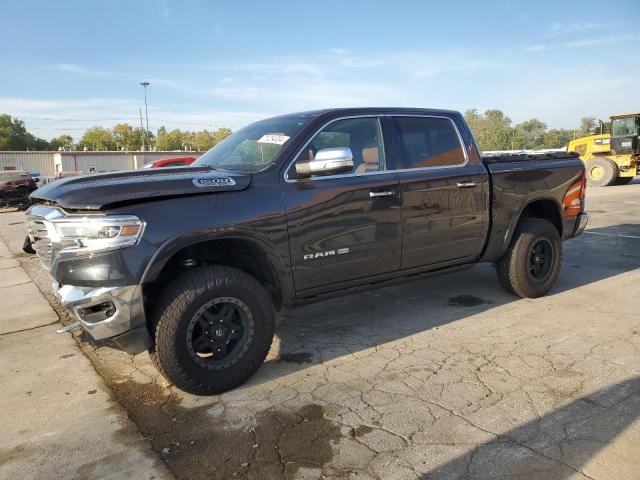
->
612;117;637;138
193;115;313;172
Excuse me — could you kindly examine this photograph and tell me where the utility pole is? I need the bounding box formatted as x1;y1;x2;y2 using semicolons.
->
139;107;145;151
140;81;150;150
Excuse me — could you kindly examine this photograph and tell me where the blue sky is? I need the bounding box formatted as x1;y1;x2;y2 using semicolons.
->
1;0;639;139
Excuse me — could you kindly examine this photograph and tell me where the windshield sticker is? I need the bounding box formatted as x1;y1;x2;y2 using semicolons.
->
193;176;236;188
257;134;289;145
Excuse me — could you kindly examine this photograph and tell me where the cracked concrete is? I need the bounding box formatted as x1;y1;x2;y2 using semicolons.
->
1;181;639;479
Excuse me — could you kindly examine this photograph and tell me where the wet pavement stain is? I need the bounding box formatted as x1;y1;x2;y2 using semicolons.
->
278;352;314;364
90;367;341;480
448;295;492;307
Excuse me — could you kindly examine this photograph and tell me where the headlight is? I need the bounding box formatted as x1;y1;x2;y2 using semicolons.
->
48;215;144;255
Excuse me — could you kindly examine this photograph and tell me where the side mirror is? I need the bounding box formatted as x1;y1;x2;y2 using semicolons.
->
295;147;354;178
34;177;40;183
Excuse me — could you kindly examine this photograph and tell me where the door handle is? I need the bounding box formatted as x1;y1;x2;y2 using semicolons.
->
456;182;477;189
369;190;395;198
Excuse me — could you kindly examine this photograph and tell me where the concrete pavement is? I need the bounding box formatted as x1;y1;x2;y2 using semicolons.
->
0;236;173;479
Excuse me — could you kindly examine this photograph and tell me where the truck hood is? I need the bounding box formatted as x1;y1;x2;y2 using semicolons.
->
30;167;252;210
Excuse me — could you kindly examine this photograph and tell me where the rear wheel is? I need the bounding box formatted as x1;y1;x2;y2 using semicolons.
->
150;265;275;395
586;158;618;187
496;218;562;298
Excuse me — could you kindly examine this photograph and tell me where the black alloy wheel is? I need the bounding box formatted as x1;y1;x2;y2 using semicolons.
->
186;297;254;370
527;239;553;281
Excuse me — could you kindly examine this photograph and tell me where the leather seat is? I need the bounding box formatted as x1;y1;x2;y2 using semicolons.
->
355;145;381;173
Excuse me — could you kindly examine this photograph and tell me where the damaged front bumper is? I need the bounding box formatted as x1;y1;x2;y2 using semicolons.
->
54;283;152;354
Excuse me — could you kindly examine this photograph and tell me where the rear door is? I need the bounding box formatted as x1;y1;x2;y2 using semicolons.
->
387;115;489;269
282;116;401;294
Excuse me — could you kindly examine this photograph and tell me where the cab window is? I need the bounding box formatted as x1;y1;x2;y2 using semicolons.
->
293;117;385;177
394;117;466;169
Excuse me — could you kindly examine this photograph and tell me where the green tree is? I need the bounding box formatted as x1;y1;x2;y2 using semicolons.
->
212;127;232;146
541;129;574;149
112;123;135;150
155;128;185;151
512;118;547;150
50;134;74;150
464;109;513;151
77;126;116;150
0;114;50;150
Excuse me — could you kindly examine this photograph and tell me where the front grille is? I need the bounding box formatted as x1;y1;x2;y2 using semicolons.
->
27;206;57;270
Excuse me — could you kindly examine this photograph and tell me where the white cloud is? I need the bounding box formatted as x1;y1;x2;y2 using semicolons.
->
0;96;268;139
526;44;547;53
547;21;610;35
527;33;640;53
51;63;116;77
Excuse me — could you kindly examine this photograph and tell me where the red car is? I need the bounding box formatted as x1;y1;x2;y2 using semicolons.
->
142;156;196;169
0;170;38;200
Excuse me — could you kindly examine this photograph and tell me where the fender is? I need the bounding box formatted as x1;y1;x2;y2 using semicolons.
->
140;225;295;307
501;196;563;255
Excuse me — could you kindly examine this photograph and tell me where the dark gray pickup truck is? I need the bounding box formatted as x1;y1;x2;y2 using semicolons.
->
26;108;588;394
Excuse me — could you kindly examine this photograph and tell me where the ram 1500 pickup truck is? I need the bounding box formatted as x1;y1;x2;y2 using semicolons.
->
25;108;588;395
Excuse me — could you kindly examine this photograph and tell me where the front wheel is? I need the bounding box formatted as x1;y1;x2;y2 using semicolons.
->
585;157;618;187
150;266;275;395
496;218;562;298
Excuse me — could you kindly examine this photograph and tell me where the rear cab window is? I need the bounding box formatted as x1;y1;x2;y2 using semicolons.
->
392;116;466;169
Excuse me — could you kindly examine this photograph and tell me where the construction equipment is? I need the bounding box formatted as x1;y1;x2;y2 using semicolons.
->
568;113;640;186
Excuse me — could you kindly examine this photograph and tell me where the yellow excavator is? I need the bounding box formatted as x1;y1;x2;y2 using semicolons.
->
568;112;640;186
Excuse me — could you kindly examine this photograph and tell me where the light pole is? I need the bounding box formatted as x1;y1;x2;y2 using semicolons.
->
140;81;150;150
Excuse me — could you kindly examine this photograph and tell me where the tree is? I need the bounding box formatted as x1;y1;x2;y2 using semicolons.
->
155;128;185;151
50;134;74;150
579;116;598;136
77;126;116;150
541;129;574;149
112;123;135;150
212;127;232;145
512;118;547;150
0;114;50;150
464;109;513;151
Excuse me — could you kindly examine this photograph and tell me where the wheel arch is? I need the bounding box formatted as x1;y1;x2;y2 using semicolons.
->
141;228;293;310
501;197;564;255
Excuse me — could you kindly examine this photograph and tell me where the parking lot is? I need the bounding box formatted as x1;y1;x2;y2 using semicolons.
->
1;181;639;480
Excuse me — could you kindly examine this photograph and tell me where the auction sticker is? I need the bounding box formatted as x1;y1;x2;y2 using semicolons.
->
257;134;289;145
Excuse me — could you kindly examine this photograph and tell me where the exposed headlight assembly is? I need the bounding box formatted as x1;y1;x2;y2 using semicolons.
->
48;214;144;255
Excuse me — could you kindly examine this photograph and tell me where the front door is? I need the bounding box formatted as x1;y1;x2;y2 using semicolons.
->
282;116;401;294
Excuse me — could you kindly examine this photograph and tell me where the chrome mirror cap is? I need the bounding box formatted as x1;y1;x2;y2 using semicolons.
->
295;147;354;177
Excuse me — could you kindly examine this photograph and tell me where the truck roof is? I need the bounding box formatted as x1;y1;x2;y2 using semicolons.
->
276;107;461;119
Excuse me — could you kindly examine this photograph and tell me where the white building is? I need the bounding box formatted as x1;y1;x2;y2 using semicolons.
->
0;151;203;177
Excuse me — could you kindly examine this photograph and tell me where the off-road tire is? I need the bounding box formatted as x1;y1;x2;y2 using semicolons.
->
613;176;634;186
585;157;618;187
496;218;562;298
149;265;275;395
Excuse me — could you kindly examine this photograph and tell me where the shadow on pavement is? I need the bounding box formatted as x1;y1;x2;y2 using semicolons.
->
251;222;640;386
420;375;640;479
